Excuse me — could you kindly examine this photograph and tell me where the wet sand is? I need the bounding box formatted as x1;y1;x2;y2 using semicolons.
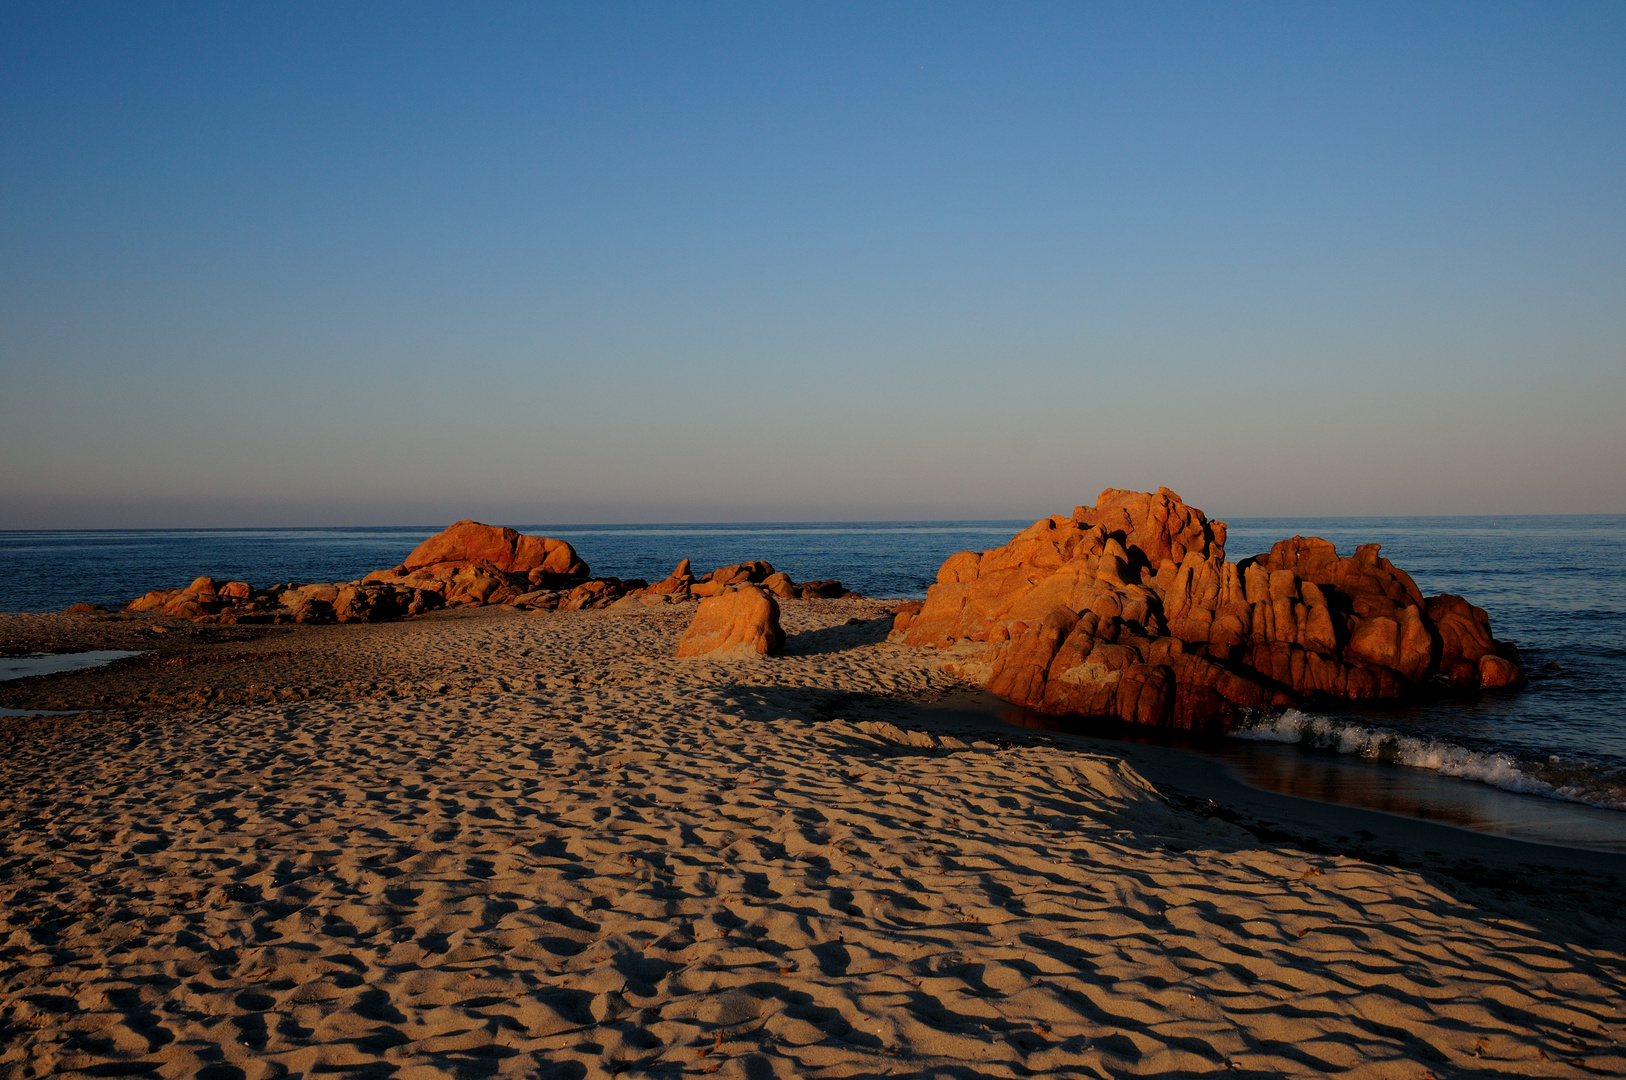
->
2;602;1624;1078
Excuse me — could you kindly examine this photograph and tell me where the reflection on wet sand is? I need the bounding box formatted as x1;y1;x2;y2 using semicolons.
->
0;649;141;681
996;700;1626;854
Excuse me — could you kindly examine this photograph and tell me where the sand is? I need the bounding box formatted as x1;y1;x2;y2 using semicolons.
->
2;600;1624;1078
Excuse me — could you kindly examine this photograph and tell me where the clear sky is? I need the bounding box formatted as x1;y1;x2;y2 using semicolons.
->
2;2;1623;527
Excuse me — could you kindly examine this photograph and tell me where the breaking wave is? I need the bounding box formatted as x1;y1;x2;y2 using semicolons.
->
1231;710;1626;813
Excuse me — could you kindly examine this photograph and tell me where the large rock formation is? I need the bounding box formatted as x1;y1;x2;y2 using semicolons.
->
676;586;786;658
360;521;595;610
896;488;1524;731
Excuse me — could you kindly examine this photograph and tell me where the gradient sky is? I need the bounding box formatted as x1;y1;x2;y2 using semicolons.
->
3;2;1623;527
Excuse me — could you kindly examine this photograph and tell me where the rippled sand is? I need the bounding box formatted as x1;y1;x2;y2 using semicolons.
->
2;601;1623;1077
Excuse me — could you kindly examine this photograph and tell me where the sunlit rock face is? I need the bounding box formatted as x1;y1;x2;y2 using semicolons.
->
894;487;1524;731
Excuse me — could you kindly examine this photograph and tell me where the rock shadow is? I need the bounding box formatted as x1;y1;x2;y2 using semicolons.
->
780;616;894;657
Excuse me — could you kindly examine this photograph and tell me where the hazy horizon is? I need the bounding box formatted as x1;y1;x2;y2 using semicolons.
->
4;2;1623;528
5;507;1625;534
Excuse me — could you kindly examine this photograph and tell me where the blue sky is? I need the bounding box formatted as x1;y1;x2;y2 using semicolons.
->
2;2;1623;526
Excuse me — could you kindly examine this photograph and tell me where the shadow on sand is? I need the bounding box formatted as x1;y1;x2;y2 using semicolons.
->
713;681;1626;960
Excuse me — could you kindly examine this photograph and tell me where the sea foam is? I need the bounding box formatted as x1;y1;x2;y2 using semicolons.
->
1230;710;1626;812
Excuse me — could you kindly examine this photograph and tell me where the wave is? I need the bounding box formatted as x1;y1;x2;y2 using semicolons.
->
1230;710;1626;813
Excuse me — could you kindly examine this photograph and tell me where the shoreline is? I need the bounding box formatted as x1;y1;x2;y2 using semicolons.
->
782;687;1626;928
2;604;1624;1076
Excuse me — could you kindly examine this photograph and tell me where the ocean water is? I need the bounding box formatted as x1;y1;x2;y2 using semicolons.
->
0;521;1031;614
1;516;1623;842
1219;517;1626;818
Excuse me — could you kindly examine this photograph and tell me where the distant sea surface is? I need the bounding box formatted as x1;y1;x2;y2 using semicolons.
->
2;516;1623;844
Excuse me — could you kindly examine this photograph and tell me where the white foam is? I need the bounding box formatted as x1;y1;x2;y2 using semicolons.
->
1231;710;1626;812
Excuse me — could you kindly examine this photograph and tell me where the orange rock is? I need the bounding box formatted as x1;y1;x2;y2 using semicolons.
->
1478;654;1525;689
563;580;613;610
1072;487;1227;573
902;488;1523;731
121;522;593;624
126;590;180;613
647;559;694;596
987;607;1077;707
1426;594;1500;682
1254;537;1425;610
675;586;785;658
163;594;218;618
693;560;775;590
444;565;508;606
279;584;339;608
1345;616;1402;672
404;520;588;578
891;600;924;633
689;561;784;598
762;572;797;599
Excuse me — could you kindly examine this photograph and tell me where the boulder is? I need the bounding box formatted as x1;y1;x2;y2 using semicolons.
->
676;586;785;658
903;487;1524;730
691;560;775;597
563;580;615;611
292;598;336;624
163;590;226;617
762;572;797;599
1478;654;1525;689
1425;593;1503;685
334;584;408;623
891;600;925;632
443;565;513;606
404;520;589;578
646;559;695;596
279;583;340;609
126;590;180;613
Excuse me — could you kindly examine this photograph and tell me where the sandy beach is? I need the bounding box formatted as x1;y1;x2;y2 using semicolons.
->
2;601;1624;1078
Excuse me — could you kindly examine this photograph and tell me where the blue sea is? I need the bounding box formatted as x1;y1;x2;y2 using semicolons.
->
2;517;1624;847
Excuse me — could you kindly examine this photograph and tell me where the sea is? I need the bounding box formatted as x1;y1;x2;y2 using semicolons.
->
2;516;1623;851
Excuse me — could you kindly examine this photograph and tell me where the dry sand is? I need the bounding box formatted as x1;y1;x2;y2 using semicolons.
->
2;601;1624;1078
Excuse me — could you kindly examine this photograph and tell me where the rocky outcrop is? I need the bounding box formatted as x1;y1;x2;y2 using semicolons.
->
689;561;776;597
123;520;598;625
688;561;853;600
360;521;608;612
402;520;588;578
646;559;695;595
120;521;860;627
675;586;785;658
127;576;445;625
899;487;1524;731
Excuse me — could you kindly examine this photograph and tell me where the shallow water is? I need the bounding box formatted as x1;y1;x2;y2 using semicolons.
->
1210;738;1626;854
0;650;141;682
1;515;1623;843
